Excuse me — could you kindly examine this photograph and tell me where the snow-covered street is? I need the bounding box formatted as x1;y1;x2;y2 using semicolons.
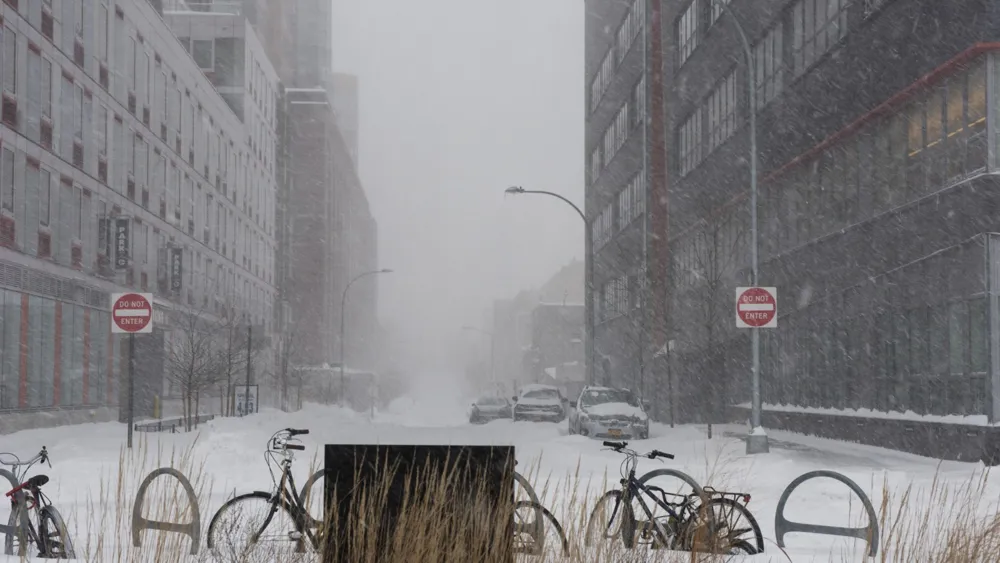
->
2;395;997;562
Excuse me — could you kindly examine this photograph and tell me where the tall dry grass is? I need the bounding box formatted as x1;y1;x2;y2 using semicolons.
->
12;432;1000;562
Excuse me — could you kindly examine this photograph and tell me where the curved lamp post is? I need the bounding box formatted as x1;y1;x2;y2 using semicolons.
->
339;268;393;407
503;186;595;386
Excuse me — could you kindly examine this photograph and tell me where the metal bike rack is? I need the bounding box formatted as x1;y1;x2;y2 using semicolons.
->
0;468;29;556
774;470;879;557
131;468;202;555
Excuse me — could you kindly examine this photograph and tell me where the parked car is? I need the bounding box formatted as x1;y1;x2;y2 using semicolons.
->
468;395;512;424
568;386;650;439
512;384;566;422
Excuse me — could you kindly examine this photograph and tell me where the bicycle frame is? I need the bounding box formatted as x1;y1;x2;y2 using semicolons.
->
613;468;685;546
249;435;321;551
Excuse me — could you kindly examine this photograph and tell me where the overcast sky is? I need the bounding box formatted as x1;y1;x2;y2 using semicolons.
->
329;0;585;371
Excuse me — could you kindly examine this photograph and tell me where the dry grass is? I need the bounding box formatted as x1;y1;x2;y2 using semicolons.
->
10;434;1000;562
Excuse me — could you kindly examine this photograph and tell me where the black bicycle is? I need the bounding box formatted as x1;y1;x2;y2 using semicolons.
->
586;440;761;554
1;446;75;558
206;428;319;559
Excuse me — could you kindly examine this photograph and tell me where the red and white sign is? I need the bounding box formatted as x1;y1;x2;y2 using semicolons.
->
111;292;154;334
736;287;777;329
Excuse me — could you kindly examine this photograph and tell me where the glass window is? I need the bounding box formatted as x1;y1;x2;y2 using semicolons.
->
925;91;943;147
791;0;848;75
0;291;7;409
98;4;108;62
1;147;13;213
40;168;50;227
73;304;84;405
968;60;987;128
0;291;18;409
753;24;784;109
970;297;988;373
40;299;55;407
948;301;967;375
4;26;17;94
193;40;213;70
677;1;698;65
89;309;107;404
26;296;43;407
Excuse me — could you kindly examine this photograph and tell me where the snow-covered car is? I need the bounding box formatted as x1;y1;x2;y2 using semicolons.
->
568;386;649;439
468;395;512;424
511;384;566;422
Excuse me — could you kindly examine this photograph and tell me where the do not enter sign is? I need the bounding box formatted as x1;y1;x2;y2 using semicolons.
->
112;292;154;334
736;287;777;329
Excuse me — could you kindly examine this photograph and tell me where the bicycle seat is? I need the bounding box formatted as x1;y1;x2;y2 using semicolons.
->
26;475;49;489
0;453;21;466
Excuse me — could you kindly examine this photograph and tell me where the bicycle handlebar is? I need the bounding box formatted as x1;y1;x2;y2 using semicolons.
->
287;428;309;436
602;441;674;460
286;444;305;451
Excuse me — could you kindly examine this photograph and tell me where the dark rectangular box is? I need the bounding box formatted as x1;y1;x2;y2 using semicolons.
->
322;444;514;563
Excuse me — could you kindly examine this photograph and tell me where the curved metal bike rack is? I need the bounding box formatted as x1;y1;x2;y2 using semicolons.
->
0;468;29;556
131;467;201;555
774;470;879;557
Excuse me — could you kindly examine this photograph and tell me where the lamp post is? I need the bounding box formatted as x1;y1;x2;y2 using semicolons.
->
462;325;496;390
504;186;595;387
714;0;768;454
339;268;392;407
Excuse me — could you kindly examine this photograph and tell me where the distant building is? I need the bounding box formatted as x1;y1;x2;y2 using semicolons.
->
328;73;359;168
528;303;585;399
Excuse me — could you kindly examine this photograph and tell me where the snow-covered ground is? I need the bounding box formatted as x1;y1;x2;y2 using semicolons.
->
0;394;997;562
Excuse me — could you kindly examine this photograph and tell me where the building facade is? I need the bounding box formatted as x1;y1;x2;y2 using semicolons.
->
0;0;276;426
585;0;670;402
656;0;1000;438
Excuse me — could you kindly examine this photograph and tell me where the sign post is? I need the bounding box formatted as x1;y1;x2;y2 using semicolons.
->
736;287;776;455
112;292;154;449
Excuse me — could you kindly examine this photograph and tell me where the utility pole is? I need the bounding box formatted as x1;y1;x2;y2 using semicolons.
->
243;320;252;417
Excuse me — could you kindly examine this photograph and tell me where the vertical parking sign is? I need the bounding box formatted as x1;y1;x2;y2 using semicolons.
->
114;218;130;270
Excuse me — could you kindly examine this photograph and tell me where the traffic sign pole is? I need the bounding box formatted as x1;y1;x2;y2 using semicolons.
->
111;293;154;450
736;287;776;454
128;333;135;450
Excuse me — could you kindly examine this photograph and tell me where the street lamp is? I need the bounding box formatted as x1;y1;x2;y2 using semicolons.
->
339;268;393;408
503;186;595;386
462;325;496;389
714;0;768;454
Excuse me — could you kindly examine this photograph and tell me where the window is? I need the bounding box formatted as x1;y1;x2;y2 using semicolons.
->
128;37;136;91
97;105;107;154
41;58;51;118
98;4;108;61
711;0;731;23
616;0;645;64
630;75;646;129
707;69;738;151
678;1;699;65
791;0;849;76
138;50;148;106
589;48;616;113
618;170;646;227
1;148;13;212
679;108;703;175
753;24;783;109
4;26;17;94
74;84;84;138
39;168;50;226
192;40;213;70
603;104;630;166
26;49;40;140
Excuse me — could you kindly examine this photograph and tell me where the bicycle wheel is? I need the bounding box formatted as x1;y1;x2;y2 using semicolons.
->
513;500;569;557
38;506;76;558
207;492;311;560
585;489;636;548
675;497;764;554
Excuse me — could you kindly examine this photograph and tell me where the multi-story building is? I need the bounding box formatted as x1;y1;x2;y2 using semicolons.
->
329;72;359;167
0;0;276;429
655;0;1000;456
585;0;670;400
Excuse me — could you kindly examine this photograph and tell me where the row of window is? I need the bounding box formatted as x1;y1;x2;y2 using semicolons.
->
677;0;847;74
671;203;746;290
0;144;274;323
591;204;613;250
2;1;277;243
676;0;849;175
0;3;276;293
590;78;645;184
589;0;645;113
763;298;989;417
0;290;119;410
617;170;646;229
672;56;989;294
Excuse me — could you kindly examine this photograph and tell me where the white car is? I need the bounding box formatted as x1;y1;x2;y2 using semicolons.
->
511;384;566;422
568;386;649;439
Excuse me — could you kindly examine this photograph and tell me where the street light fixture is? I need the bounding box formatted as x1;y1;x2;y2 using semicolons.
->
503;185;595;386
339;268;393;408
